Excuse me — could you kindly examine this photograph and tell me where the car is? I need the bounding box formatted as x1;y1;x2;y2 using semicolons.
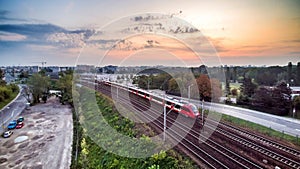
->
2;130;13;138
7;120;17;130
16;122;24;129
17;117;24;123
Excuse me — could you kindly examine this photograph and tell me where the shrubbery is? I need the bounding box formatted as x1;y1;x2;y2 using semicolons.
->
0;84;18;102
71;86;197;169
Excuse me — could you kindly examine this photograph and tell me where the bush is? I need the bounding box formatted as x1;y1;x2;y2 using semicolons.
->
0;86;12;100
9;84;19;93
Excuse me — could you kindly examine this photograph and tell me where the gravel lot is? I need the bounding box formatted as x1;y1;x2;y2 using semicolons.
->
0;97;73;169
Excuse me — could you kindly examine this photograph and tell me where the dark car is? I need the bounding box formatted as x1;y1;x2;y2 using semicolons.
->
17;117;24;123
7;120;17;130
16;122;24;129
2;130;13;138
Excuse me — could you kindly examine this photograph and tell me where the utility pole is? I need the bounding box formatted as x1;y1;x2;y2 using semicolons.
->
201;99;204;125
188;84;194;102
163;103;166;142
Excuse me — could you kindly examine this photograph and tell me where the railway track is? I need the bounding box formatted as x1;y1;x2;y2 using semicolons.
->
218;121;300;158
208;123;300;169
80;80;300;169
94;82;264;168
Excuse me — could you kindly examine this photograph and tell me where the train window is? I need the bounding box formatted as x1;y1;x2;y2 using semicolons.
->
175;104;180;109
152;96;163;102
166;101;172;105
181;107;190;112
138;91;144;95
190;104;198;114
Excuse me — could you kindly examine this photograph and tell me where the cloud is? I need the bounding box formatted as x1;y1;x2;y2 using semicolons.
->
281;39;300;43
0;24;67;39
0;10;27;22
0;22;97;50
289;51;300;55
0;31;26;41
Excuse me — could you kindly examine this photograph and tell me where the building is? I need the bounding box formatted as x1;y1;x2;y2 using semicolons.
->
290;86;300;99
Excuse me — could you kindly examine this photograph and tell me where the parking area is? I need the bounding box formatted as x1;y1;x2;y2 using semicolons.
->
0;97;73;169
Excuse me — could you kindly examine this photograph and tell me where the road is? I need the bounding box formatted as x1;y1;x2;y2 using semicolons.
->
168;95;300;137
0;85;28;134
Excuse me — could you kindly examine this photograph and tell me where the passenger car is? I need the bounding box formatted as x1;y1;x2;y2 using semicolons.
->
7;120;17;130
16;122;24;129
2;130;13;138
17;117;24;123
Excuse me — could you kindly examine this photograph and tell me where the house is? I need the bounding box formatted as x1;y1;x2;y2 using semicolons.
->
290;86;300;99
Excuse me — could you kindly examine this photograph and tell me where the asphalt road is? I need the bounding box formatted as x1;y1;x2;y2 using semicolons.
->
0;85;28;134
168;95;300;137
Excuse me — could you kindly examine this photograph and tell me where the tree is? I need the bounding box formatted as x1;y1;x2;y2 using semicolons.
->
231;88;238;96
293;96;300;111
195;74;221;101
0;69;6;86
232;66;237;83
296;62;300;86
210;78;222;102
27;73;50;103
240;77;257;98
256;71;276;86
196;74;211;100
57;72;73;104
287;62;292;84
225;66;230;95
168;78;180;94
252;81;291;116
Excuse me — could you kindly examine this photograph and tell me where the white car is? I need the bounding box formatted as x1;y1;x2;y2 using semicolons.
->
2;130;13;138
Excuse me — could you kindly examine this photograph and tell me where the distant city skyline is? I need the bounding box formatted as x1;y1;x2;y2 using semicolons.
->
0;0;299;67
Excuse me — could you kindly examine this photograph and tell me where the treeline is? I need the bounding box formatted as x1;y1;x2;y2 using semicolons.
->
133;62;300;116
205;62;300;86
133;72;222;102
0;69;19;104
26;70;74;105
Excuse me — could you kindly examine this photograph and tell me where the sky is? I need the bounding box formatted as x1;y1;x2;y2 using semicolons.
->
0;0;299;67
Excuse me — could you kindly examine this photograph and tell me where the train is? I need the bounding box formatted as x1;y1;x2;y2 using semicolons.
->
97;80;201;119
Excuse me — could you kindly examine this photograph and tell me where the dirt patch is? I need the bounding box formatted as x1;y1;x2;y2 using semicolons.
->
0;158;7;164
0;96;73;169
31;135;43;140
3;140;14;148
27;124;34;128
23;153;38;160
35;120;45;123
18;142;29;149
9;149;18;154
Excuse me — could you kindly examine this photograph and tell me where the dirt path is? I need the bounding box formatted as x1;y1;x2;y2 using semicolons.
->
0;96;73;169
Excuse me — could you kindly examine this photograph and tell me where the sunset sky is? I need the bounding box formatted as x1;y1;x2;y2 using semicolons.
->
0;0;299;67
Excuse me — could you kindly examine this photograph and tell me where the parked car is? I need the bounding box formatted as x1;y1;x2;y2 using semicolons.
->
2;130;13;138
16;122;24;129
17;117;24;123
7;120;17;130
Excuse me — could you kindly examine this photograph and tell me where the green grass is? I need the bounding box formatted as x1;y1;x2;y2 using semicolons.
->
221;82;242;96
0;90;19;109
205;110;300;146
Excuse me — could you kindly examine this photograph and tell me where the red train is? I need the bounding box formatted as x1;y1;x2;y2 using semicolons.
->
101;81;200;119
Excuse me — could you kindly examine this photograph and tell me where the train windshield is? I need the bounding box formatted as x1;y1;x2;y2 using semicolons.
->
190;104;198;114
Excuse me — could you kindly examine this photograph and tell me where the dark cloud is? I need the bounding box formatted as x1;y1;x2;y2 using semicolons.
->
88;39;118;44
281;39;300;43
0;23;97;50
0;10;27;22
289;51;300;55
0;24;67;39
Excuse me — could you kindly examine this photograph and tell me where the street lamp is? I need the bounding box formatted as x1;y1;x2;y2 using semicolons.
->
188;84;194;102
